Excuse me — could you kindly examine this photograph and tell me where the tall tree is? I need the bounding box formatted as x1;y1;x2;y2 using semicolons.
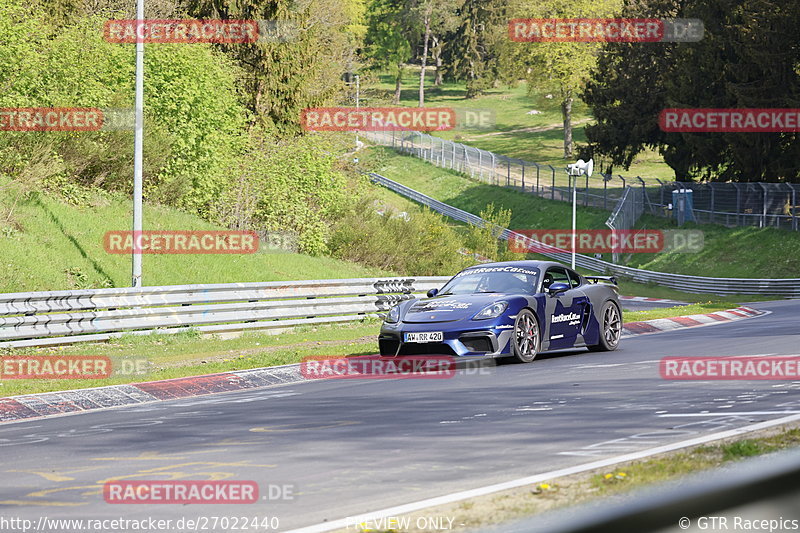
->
584;0;800;181
365;0;411;104
500;0;622;158
185;0;364;136
412;0;460;105
447;0;506;99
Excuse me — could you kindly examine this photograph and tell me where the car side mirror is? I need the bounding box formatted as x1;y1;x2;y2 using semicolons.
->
426;288;439;298
548;282;570;295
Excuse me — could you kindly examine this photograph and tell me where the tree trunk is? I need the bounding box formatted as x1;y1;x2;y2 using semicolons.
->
419;12;431;107
433;37;443;86
393;65;403;104
562;94;573;158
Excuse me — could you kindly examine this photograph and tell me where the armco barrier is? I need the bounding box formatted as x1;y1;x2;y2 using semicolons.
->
0;277;450;348
369;172;800;297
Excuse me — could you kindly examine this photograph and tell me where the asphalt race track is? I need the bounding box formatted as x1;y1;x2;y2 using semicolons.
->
1;299;798;532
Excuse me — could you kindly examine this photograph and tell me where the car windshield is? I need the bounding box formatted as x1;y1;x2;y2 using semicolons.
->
439;266;539;296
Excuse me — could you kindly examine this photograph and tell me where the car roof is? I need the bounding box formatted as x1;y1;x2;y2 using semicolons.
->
461;260;571;272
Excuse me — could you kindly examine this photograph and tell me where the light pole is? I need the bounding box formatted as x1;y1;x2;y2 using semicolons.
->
131;0;145;287
355;74;360;150
565;159;593;270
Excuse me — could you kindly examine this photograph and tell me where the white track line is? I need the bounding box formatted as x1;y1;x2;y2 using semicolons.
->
285;413;800;533
659;411;800;417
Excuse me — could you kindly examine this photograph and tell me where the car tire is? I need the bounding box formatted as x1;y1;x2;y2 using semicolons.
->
511;309;540;363
588;300;622;352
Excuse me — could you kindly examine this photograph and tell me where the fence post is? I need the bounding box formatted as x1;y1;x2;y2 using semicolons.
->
550;165;556;200
491;152;496;185
603;174;608;210
584;173;589;206
793;185;798;231
521;161;525;192
536;163;540;195
710;184;716;224
760;183;768;227
507;157;511;187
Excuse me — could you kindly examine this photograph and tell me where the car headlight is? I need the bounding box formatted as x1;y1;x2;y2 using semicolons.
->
385;305;401;323
472;301;508;320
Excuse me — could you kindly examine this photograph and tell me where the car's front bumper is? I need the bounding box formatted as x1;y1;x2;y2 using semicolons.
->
379;321;513;357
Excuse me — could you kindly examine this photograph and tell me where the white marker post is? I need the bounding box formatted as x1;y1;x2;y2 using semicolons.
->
131;0;145;287
565;159;593;270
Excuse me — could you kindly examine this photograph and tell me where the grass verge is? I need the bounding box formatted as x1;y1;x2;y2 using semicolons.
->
365;72;674;181
621;302;735;322
0;177;388;292
338;424;800;533
0;319;381;396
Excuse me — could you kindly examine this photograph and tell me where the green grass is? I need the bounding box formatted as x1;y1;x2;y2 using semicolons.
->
362;146;800;280
0;178;388;292
0;319;381;396
364;70;676;182
622;302;734;322
341;427;800;533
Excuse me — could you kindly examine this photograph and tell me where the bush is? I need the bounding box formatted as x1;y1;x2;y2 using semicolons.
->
0;0;248;216
215;134;349;255
329;196;469;275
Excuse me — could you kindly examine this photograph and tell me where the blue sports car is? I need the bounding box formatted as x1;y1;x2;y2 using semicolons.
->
378;260;622;362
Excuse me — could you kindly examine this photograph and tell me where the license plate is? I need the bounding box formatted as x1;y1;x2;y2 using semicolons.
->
404;331;443;343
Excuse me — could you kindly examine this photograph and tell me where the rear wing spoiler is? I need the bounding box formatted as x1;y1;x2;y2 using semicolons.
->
585;275;618;286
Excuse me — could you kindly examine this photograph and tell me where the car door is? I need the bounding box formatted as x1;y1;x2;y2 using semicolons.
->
542;266;589;349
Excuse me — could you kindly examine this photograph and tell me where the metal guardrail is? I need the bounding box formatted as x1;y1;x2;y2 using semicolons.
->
0;277;450;348
369;173;800;297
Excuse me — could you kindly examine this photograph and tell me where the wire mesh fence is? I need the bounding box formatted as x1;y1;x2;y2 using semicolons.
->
362;129;800;231
605;186;645;263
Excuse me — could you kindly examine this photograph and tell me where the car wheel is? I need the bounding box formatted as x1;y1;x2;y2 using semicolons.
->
512;309;540;363
589;301;621;352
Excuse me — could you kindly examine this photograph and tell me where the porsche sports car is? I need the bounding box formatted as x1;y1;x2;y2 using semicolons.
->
378;260;621;362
